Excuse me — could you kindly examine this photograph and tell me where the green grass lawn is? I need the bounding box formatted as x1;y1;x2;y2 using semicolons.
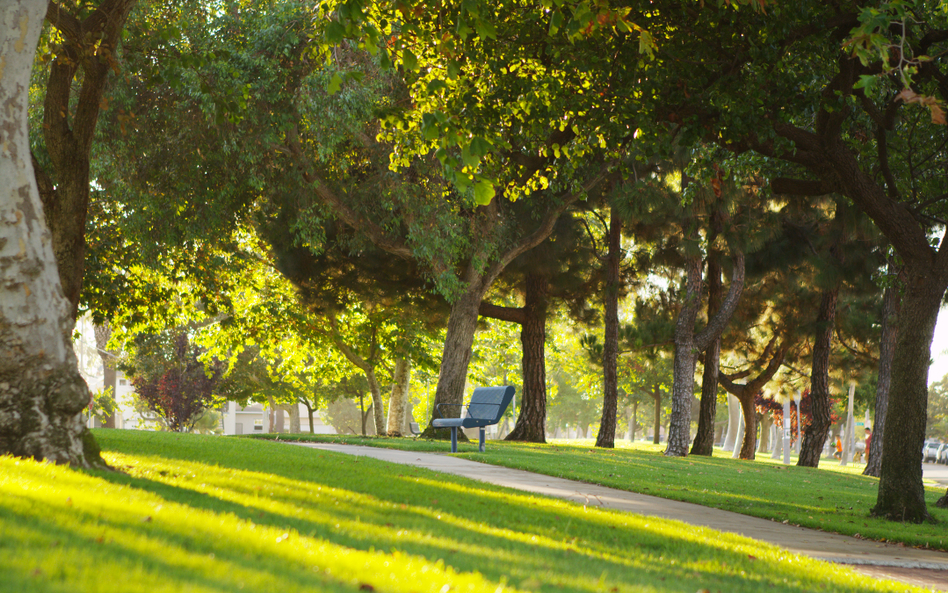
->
258;433;948;551
0;430;921;592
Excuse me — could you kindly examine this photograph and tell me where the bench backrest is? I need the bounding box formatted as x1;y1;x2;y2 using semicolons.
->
467;386;516;423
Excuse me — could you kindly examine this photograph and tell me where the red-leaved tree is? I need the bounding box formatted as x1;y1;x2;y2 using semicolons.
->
133;334;220;432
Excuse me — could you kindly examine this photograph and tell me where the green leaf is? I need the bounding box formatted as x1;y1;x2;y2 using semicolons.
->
327;72;343;94
473;180;495;205
427;79;448;93
402;49;418;72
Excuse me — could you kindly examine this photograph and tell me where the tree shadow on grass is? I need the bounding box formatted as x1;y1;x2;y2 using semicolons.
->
80;431;899;593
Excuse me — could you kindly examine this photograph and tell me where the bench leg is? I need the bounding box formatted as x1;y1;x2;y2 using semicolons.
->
450;427;458;453
479;427;485;452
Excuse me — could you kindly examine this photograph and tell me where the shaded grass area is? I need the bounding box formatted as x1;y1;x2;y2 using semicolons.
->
0;431;917;592
258;433;948;551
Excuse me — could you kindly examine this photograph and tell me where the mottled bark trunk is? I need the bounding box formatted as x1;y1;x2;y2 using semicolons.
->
629;403;637;442
506;274;548;442
865;277;900;477
0;1;101;467
798;289;838;468
691;250;723;456
872;272;944;522
386;357;411;436
596;210;621;448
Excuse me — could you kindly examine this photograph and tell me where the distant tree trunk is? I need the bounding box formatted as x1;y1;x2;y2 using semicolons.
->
652;385;662;444
386;357;411;436
691;248;723;456
596;210;622;448
504;274;549;442
719;335;792;460
0;1;101;468
629;403;637;442
666;248;744;457
865;274;901;477
93;323;116;428
798;289;838;468
758;412;772;453
302;399;316;434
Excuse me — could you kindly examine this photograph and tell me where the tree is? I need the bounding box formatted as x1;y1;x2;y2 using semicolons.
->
128;332;221;432
644;0;947;521
32;0;136;319
0;0;102;468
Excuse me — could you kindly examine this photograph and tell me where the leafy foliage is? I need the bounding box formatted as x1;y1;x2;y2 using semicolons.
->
130;333;221;432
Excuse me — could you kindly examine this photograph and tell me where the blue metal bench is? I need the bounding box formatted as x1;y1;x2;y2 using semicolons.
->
431;386;516;453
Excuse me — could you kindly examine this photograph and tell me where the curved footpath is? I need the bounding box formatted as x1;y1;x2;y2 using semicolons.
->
291;442;948;592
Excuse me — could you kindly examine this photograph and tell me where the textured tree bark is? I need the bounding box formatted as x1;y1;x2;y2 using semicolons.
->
36;0;136;319
872;271;944;522
865;276;900;477
596;210;622;448
691;249;723;456
666;254;703;456
797;289;838;468
0;1;102;467
666;248;744;457
421;282;490;439
386;357;411;436
505;274;549;442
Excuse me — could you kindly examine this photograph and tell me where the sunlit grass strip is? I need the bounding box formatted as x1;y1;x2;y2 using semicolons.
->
0;430;926;593
0;456;514;593
269;433;948;551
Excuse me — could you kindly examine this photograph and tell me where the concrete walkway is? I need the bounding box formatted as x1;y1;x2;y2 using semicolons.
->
292;442;948;591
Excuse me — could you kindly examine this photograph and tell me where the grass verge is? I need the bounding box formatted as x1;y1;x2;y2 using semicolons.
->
0;430;918;592
258;433;948;551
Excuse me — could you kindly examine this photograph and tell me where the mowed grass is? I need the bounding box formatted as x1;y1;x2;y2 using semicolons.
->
0;431;918;593
260;433;948;551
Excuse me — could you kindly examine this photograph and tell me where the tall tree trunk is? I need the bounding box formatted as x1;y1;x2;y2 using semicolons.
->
865;274;901;477
596;210;622;448
36;0;136;320
691;249;723;455
93;323;116;428
386;357;411;436
652;385;662;444
872;272;944;522
505;274;549;442
421;282;491;438
0;1;101;468
798;288;838;468
666;255;703;456
666;249;745;457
